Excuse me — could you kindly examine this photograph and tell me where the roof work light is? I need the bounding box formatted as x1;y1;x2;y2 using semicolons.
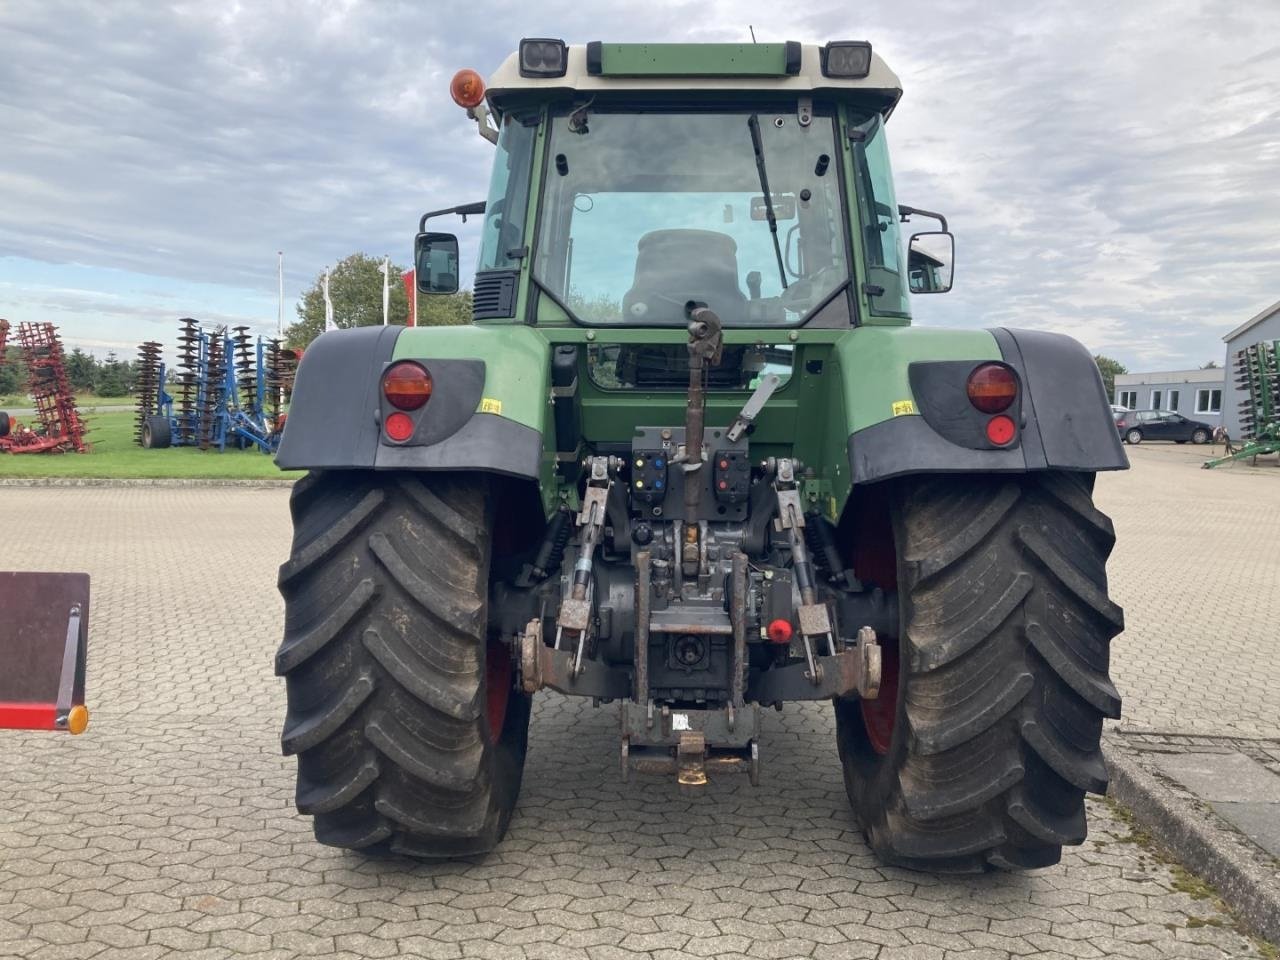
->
821;41;873;79
519;38;568;78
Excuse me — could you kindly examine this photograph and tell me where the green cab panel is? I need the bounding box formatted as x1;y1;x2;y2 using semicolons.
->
592;43;797;77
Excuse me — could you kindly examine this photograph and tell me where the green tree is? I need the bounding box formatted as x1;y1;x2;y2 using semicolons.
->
285;252;474;349
1093;354;1127;400
1201;360;1219;369
95;351;129;397
65;348;98;392
0;346;25;397
418;289;474;327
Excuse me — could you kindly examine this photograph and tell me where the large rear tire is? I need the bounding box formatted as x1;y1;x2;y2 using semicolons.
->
835;472;1123;871
276;471;531;858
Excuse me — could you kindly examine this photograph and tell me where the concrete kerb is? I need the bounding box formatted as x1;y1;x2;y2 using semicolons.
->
0;476;296;489
1105;734;1280;943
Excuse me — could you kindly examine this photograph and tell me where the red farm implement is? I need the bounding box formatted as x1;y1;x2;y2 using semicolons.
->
0;572;90;734
0;320;88;455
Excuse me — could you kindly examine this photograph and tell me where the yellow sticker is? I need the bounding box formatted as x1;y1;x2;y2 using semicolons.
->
479;398;503;415
891;400;916;416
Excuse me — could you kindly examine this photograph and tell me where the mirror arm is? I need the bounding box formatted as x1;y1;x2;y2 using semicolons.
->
468;103;500;145
419;201;487;233
897;204;948;233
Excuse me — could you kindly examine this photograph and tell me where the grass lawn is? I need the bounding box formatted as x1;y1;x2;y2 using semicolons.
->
0;393;134;409
0;410;301;480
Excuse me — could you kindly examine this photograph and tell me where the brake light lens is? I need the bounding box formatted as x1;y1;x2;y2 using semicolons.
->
384;412;415;442
986;415;1016;445
450;69;486;108
382;361;432;411
967;362;1018;414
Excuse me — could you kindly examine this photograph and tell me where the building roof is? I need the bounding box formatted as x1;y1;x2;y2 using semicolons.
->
1223;298;1280;342
1114;368;1224;386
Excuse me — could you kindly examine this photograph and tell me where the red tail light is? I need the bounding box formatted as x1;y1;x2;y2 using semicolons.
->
967;362;1018;414
382;361;432;411
986;414;1016;445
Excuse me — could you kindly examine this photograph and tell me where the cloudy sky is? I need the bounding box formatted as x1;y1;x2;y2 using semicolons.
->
1;0;1277;371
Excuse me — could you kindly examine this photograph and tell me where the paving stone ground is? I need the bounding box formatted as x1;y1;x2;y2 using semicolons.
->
1;444;1277;960
1095;443;1280;740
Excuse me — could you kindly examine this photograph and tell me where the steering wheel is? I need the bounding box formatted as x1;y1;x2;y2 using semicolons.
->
779;264;837;310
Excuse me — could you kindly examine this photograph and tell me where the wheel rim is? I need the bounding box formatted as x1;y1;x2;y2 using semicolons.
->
1127;430;1141;443
860;638;900;755
485;637;512;744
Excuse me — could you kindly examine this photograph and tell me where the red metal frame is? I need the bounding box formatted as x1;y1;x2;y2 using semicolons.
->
0;702;57;731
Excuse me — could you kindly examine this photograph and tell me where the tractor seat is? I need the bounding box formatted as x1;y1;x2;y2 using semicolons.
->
621;229;747;324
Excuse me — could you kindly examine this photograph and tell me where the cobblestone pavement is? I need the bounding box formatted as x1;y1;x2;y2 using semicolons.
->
1;458;1277;960
1095;444;1280;739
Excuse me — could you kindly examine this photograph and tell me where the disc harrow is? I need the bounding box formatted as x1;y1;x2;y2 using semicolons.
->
176;317;200;445
134;318;287;454
1205;339;1280;467
134;341;163;445
233;326;258;419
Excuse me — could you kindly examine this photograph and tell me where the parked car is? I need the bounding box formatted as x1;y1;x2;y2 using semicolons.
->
1110;404;1130;415
1115;409;1213;444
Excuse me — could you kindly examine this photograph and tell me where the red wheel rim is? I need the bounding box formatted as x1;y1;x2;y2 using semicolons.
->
485;638;512;744
860;638;899;755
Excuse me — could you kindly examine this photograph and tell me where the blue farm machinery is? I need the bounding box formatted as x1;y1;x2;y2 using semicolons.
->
135;318;296;453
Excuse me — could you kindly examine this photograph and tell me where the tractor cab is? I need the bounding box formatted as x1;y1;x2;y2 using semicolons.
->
416;40;954;332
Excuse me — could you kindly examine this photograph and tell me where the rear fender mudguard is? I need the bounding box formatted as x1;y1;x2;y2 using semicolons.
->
275;325;551;482
843;326;1128;487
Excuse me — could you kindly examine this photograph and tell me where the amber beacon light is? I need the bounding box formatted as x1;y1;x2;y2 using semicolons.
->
450;69;486;108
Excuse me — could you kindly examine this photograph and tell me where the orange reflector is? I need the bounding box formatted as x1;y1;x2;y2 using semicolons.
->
967;362;1018;414
382;361;432;411
67;704;89;735
385;412;415;442
767;619;793;644
986;414;1016;446
450;69;486;108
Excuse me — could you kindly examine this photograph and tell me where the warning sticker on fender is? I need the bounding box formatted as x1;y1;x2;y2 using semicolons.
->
479;398;503;414
892;400;916;416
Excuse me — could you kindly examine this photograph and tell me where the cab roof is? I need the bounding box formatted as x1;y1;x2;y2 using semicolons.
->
485;42;903;118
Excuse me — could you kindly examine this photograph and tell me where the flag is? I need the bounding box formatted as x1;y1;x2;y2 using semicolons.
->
323;270;336;332
378;256;390;326
402;269;416;327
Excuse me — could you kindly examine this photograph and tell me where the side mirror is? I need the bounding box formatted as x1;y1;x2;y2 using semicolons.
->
415;232;460;294
907;231;955;294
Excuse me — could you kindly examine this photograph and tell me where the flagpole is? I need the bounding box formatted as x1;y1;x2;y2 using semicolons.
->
276;252;284;337
382;256;390;325
277;251;284;337
323;270;336;332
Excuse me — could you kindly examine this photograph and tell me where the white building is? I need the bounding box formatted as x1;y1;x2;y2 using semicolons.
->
1113;368;1224;425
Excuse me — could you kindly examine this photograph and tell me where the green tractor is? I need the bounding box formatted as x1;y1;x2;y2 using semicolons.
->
274;38;1127;870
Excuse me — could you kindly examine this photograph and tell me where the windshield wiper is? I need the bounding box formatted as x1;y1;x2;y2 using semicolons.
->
747;114;788;291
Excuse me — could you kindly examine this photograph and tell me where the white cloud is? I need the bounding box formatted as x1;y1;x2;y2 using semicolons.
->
0;0;1275;371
